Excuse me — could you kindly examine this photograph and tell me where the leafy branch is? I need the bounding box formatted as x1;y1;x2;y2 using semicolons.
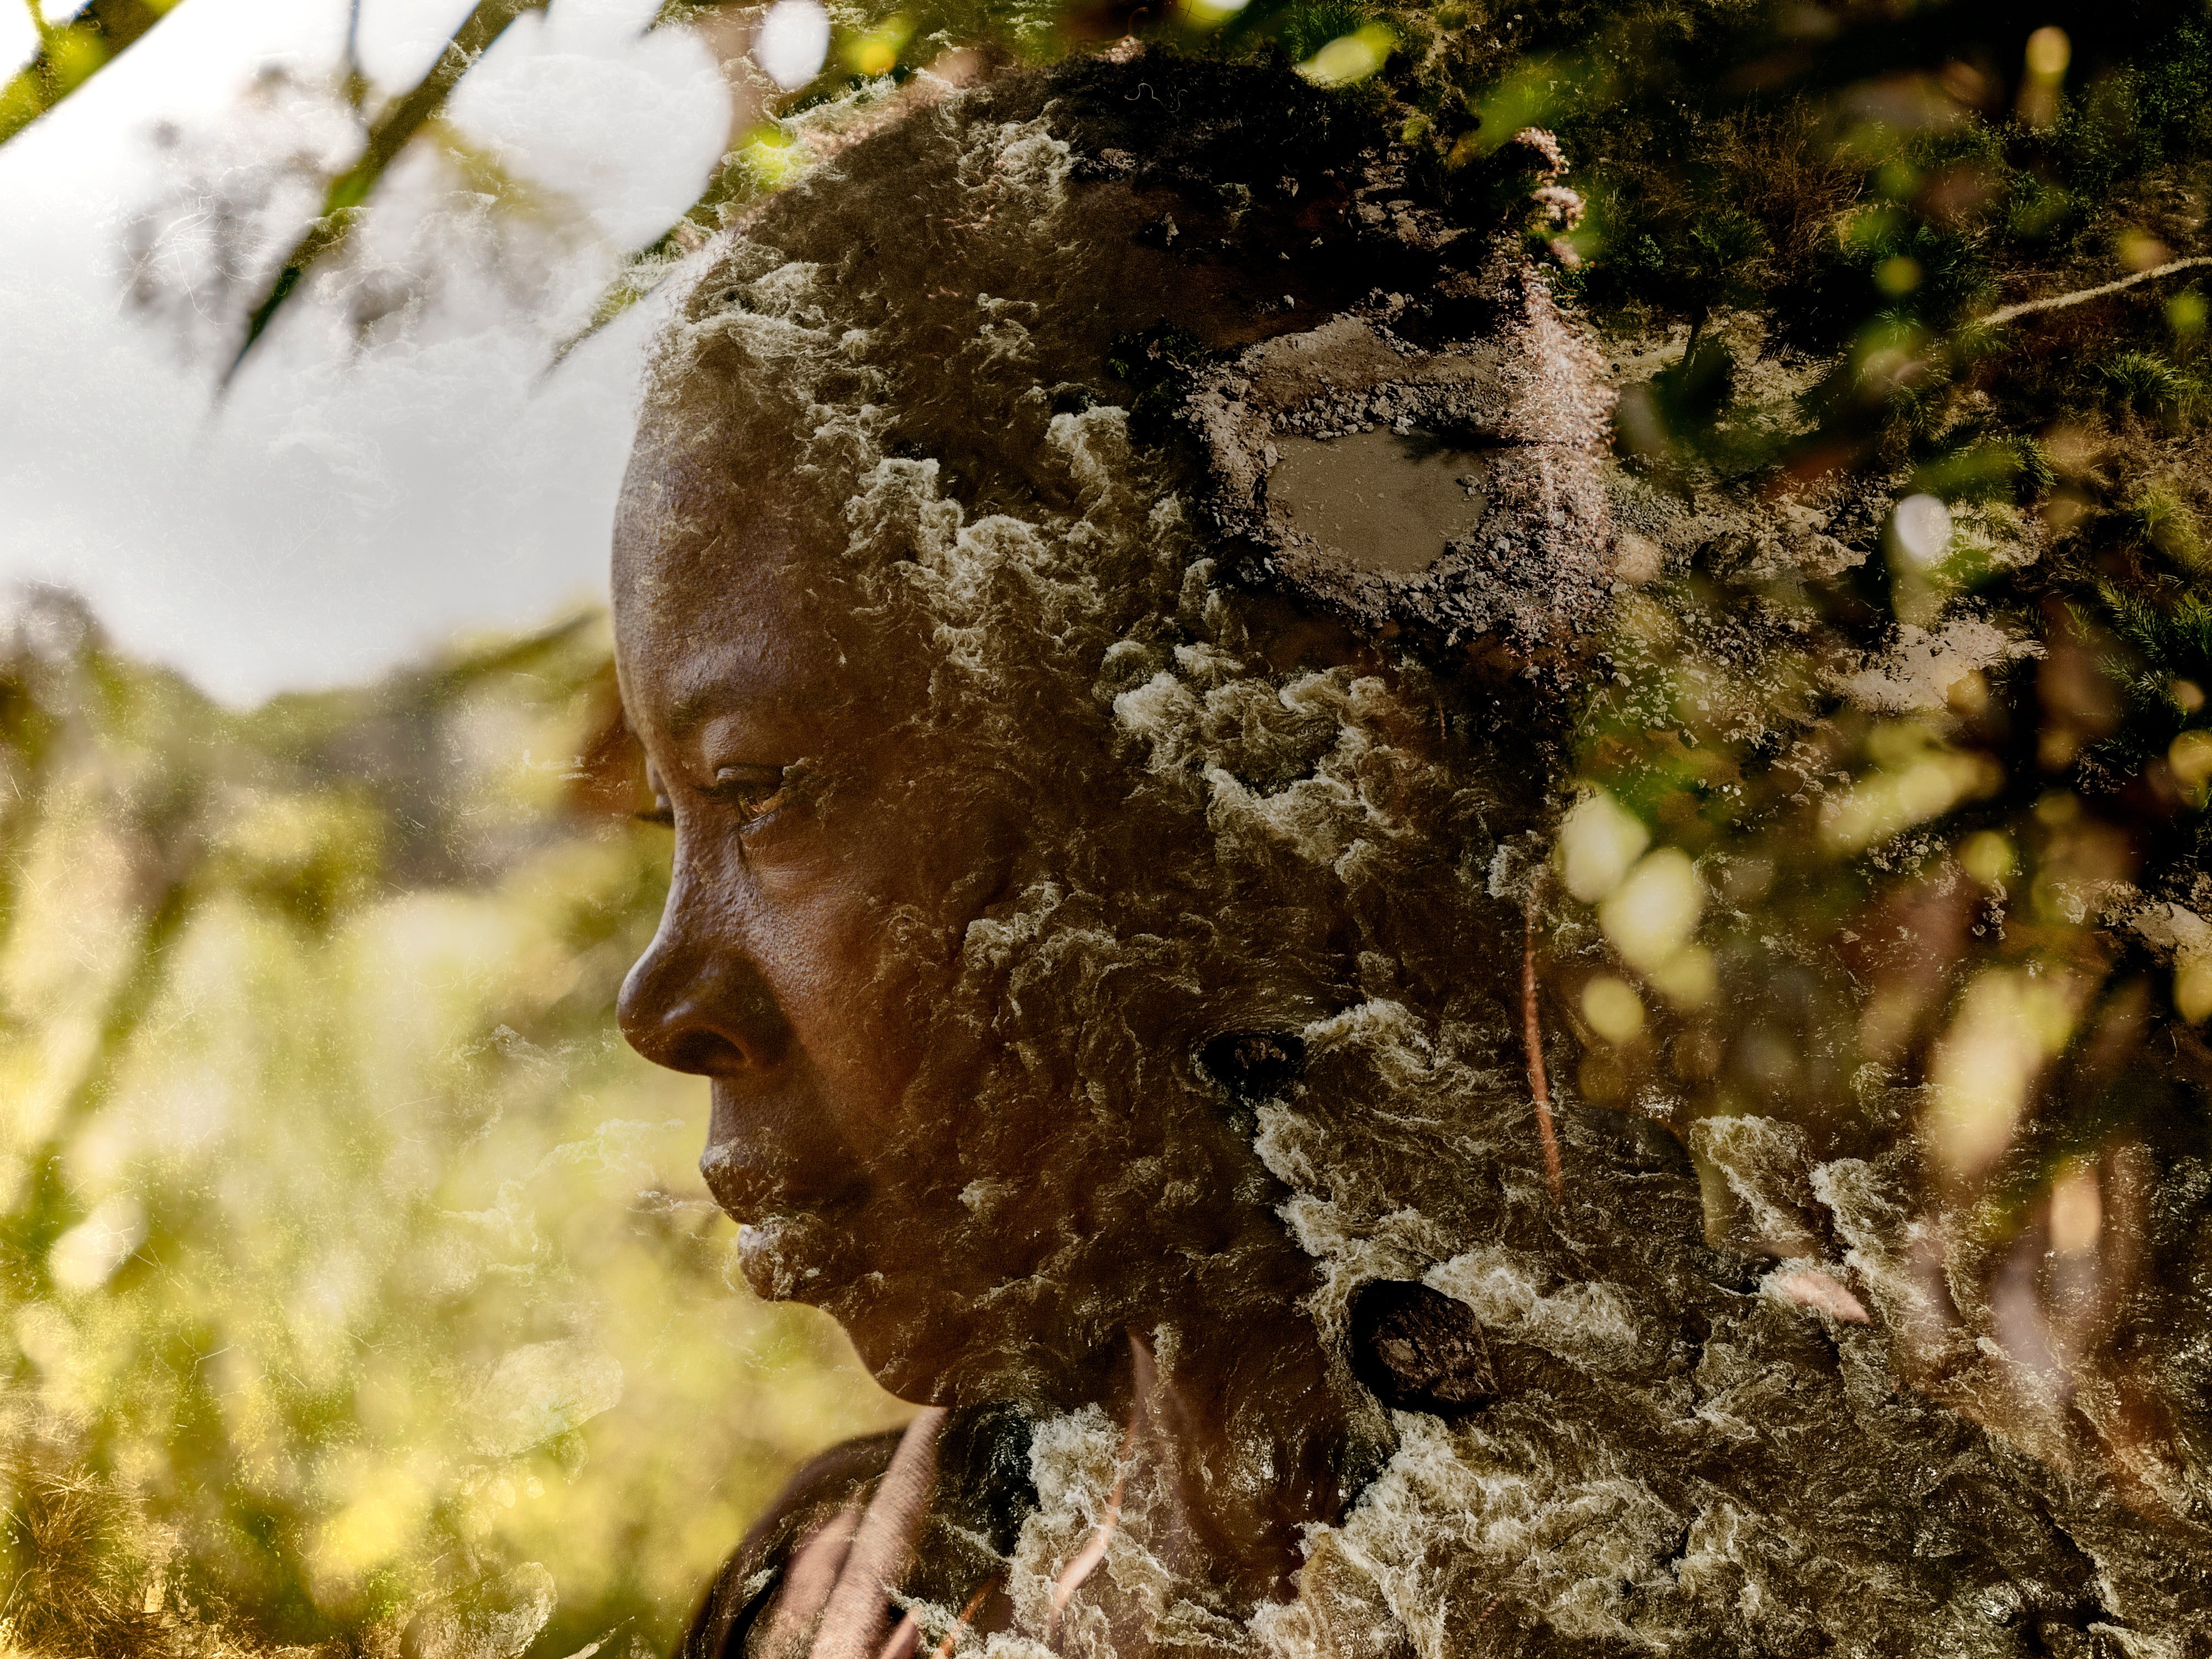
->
222;0;549;385
0;0;182;146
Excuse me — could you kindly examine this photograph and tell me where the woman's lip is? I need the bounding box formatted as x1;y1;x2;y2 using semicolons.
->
701;1077;869;1213
698;1131;866;1220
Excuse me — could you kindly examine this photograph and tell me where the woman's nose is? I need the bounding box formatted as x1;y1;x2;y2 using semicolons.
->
618;897;792;1076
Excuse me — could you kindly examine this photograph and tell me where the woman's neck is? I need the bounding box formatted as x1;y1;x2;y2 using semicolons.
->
1111;1288;1354;1614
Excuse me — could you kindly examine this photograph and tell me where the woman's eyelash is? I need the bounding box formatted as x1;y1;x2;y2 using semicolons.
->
708;766;790;823
633;767;791;830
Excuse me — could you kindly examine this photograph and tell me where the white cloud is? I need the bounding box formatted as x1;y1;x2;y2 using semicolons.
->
0;0;728;705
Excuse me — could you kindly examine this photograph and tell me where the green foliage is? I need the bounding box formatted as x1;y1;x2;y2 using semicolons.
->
2129;479;2212;564
0;603;906;1655
227;0;550;383
1912;436;2054;505
2102;348;2206;419
0;1;180;148
2100;581;2212;680
1264;0;1375;66
2074;581;2212;779
2046;23;2212;196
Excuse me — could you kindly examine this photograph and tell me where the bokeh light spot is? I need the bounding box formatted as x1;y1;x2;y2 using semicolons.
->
755;0;832;91
2171;729;2212;793
1649;944;1717;1009
48;1194;147;1295
2025;26;2072;78
1874;254;1923;296
2050;1160;2102;1256
1600;848;1704;974
1890;493;1954;567
1960;831;2016;885
1558;787;1651;904
1299;24;1396;87
1582;975;1646;1044
1927;970;2079;1178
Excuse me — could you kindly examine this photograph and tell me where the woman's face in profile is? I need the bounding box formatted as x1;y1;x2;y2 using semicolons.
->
611;446;1006;1396
608;425;1327;1408
599;75;1586;1422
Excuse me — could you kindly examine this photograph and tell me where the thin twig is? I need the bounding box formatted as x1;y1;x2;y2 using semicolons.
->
927;1580;998;1659
1976;255;2212;328
224;0;551;386
0;0;178;148
1523;881;1563;1204
1047;1416;1137;1644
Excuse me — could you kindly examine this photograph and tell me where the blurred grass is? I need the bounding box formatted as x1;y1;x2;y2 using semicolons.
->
0;592;907;1656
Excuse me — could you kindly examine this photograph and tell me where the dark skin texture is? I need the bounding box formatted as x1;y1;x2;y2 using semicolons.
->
611;421;1354;1614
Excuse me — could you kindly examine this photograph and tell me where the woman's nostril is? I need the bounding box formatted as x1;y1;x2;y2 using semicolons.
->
662;1028;752;1077
619;965;788;1075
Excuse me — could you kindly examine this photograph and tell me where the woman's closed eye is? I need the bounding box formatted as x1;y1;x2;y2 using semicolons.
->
705;763;790;826
634;763;791;830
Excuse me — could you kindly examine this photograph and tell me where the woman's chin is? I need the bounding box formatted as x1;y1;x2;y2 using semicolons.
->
733;1213;863;1303
833;1315;966;1405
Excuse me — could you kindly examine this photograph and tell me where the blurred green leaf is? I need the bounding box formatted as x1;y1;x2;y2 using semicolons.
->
0;0;184;147
225;0;551;385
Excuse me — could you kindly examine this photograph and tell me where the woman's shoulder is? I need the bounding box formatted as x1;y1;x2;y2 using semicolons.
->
680;1407;1037;1659
680;1429;909;1659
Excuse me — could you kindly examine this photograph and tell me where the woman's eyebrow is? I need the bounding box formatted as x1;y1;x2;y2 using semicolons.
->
663;685;731;743
661;672;819;748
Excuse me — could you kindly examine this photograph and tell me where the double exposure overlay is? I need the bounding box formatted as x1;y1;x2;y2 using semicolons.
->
11;1;2212;1655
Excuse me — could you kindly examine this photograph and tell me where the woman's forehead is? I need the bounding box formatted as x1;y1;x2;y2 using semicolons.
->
612;481;908;745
